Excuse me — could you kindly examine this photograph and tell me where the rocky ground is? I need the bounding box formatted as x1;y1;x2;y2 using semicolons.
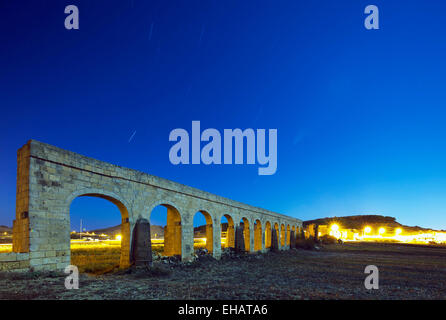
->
1;242;446;300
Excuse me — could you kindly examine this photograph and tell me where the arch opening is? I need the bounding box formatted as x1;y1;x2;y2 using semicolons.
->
254;219;262;251
149;204;182;257
193;210;213;254
265;221;272;249
296;225;301;239
221;214;235;249
69;193;131;274
280;224;285;247
240;217;250;251
286;224;291;246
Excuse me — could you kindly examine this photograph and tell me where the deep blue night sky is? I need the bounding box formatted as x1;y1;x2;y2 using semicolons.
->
1;0;446;230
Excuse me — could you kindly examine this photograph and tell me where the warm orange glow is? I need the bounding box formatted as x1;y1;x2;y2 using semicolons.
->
115;235;122;241
329;224;342;239
395;228;402;235
194;237;207;243
379;227;386;235
0;244;12;253
364;226;372;234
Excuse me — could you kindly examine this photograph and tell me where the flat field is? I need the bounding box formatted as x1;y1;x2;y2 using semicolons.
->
1;242;446;299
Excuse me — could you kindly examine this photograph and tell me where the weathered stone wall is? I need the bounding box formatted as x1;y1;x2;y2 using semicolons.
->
0;253;30;272
0;140;302;272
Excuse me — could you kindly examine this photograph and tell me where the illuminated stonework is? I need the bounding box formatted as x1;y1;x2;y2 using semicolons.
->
0;140;302;272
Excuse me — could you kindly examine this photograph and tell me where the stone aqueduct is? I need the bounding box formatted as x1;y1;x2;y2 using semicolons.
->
0;140;302;271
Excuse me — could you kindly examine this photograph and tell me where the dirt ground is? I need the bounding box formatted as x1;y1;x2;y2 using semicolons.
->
1;242;446;300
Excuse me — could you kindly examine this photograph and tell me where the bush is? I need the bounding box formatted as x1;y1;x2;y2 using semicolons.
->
295;238;318;250
319;235;338;244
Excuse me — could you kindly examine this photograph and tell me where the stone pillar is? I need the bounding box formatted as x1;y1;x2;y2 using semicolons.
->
314;224;319;242
212;218;221;259
283;228;287;249
290;231;296;249
235;226;245;253
274;224;280;249
271;228;279;252
181;221;194;262
205;222;213;253
120;218;133;268
130;218;152;267
243;223;251;252
249;224;255;253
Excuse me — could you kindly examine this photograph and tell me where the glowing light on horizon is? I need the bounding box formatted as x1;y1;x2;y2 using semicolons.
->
329;224;341;239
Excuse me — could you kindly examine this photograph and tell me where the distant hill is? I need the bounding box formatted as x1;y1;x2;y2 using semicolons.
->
89;224;164;239
0;225;12;244
194;223;229;237
0;225;12;234
90;223;218;239
304;215;444;233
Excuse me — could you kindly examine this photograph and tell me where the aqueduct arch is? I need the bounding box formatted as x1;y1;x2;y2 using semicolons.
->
67;191;132;268
0;140;302;272
221;214;235;249
254;220;262;251
265;221;272;249
147;203;183;257
280;224;286;247
193;210;213;253
240;217;251;252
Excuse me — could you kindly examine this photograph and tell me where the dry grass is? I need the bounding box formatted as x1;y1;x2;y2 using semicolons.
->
3;242;446;299
70;239;208;274
71;244;121;274
1;238;213;274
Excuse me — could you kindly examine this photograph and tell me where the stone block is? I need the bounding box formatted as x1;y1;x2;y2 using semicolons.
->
0;253;18;262
290;231;296;249
235;226;245;253
130;218;152;266
271;228;279;252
